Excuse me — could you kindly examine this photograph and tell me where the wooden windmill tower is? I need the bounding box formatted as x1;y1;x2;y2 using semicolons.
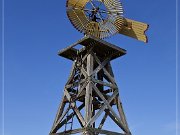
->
49;0;149;134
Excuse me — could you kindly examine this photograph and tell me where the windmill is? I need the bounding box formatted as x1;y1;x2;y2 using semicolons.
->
49;0;149;134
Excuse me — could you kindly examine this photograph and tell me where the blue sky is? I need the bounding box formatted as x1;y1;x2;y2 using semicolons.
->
0;0;179;135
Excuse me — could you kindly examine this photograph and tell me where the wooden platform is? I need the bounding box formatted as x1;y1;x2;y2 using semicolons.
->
58;36;126;61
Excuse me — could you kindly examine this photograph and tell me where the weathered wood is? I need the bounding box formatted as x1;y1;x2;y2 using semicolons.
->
93;53;116;84
91;56;111;76
50;103;85;133
66;62;76;85
51;128;85;135
82;47;93;62
58;36;126;61
64;89;85;126
52;105;70;130
107;63;130;131
98;112;109;130
51;96;66;132
76;81;88;98
92;84;129;133
87;87;118;126
89;127;125;135
65;78;86;89
92;78;117;89
96;54;104;91
51;127;125;135
106;110;128;133
85;52;94;126
103;67;116;85
116;96;129;130
81;66;88;78
106;62;115;77
51;38;131;135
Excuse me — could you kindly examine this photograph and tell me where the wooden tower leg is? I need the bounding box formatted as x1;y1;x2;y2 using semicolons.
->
84;52;93;135
49;36;132;135
106;63;130;130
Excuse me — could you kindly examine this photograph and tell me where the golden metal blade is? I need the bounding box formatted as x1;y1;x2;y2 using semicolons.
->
66;0;123;39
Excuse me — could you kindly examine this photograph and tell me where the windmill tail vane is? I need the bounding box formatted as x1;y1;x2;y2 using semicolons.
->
117;18;149;43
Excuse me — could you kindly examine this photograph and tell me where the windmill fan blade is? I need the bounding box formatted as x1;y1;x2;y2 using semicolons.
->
115;18;149;43
66;0;124;39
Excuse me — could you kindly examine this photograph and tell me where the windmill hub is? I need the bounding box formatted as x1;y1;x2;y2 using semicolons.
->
84;1;107;22
91;7;99;14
